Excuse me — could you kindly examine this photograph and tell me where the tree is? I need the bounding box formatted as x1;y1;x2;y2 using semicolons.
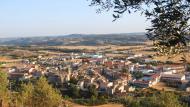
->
89;0;190;55
19;77;62;107
90;95;97;105
186;63;190;71
0;71;9;107
88;85;98;98
69;77;78;85
133;71;143;79
141;92;188;107
146;0;190;55
19;82;34;106
69;83;80;98
122;91;187;107
121;68;129;73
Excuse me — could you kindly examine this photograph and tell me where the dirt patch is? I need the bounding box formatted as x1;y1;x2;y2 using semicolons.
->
152;82;179;91
64;101;123;107
69;103;123;107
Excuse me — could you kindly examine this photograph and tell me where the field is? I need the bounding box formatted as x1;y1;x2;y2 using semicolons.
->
52;45;147;51
0;56;11;62
153;53;190;63
151;82;179;91
1;42;190;63
52;44;190;63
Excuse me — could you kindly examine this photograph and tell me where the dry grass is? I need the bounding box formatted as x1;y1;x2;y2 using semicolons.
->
94;104;123;107
63;100;124;107
0;56;21;63
151;82;179;91
0;56;11;61
51;45;190;63
51;45;146;51
65;101;123;107
153;52;190;63
10;50;37;57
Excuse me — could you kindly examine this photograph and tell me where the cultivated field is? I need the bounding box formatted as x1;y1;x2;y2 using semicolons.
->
52;44;190;63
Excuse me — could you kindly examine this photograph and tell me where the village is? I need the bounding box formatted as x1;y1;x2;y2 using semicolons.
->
1;0;190;106
4;47;190;98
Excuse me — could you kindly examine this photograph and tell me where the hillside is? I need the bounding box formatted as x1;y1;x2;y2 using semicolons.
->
0;33;147;46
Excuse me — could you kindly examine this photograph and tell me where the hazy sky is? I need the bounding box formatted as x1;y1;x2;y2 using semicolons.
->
0;0;150;37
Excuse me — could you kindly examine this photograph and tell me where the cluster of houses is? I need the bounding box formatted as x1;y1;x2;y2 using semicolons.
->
7;51;190;95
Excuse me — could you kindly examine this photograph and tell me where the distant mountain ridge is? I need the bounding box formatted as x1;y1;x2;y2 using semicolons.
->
0;33;147;46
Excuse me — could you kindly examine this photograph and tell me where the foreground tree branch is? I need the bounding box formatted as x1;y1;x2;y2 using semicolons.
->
89;0;190;55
